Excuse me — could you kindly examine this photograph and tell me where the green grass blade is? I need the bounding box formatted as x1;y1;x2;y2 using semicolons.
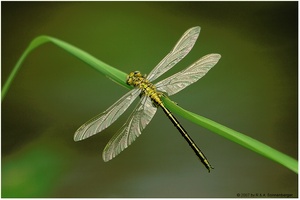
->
163;97;298;173
2;35;297;173
1;35;130;101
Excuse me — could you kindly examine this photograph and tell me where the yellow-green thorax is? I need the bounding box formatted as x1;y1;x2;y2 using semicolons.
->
127;71;162;106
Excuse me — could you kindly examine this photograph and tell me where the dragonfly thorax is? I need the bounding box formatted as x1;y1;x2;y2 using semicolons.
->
127;71;162;106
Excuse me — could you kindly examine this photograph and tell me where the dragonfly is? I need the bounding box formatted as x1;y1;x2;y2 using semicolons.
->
74;26;221;172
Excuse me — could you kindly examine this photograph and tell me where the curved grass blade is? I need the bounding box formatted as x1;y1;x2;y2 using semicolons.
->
163;97;298;174
1;35;130;101
2;35;297;173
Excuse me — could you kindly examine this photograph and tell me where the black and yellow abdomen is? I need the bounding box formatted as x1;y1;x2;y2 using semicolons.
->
126;70;213;172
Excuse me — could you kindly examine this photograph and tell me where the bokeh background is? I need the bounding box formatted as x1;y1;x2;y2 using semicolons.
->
1;1;298;198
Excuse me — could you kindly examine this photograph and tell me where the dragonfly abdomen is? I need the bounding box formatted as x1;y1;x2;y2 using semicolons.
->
159;103;214;172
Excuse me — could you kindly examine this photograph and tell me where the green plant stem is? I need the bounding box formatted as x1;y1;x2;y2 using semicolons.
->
1;35;130;101
2;35;298;174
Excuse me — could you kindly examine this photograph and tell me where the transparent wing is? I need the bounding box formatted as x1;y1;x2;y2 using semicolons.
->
147;26;201;82
103;96;157;162
74;89;140;141
155;54;221;96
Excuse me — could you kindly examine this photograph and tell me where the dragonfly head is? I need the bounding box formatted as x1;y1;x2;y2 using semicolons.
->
126;71;143;86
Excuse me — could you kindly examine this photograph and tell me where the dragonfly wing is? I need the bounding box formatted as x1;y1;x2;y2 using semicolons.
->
147;26;201;82
103;96;157;162
155;54;221;96
74;89;140;141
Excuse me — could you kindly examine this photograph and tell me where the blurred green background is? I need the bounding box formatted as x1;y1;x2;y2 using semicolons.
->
1;1;297;198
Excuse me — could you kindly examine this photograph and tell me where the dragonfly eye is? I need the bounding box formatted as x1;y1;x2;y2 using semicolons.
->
133;71;142;77
127;71;139;86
